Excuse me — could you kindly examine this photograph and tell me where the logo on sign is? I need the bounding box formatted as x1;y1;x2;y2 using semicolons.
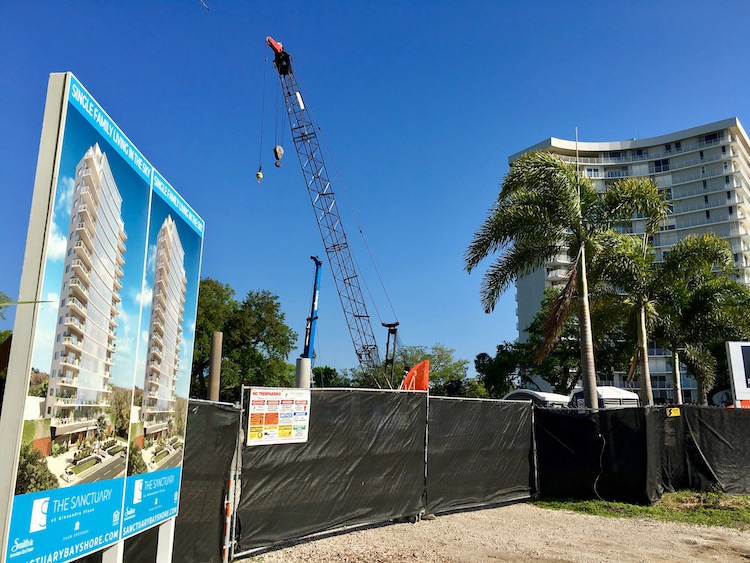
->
134;479;143;504
29;497;50;533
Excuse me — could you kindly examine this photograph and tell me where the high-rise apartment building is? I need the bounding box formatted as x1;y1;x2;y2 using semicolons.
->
142;215;186;439
46;144;127;441
512;118;750;402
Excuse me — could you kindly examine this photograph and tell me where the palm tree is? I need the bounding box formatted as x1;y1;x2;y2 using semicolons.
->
95;415;108;452
593;178;670;405
654;234;750;404
466;152;656;408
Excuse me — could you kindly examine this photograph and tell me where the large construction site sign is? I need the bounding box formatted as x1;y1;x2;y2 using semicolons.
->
0;73;204;562
726;342;750;408
246;388;311;446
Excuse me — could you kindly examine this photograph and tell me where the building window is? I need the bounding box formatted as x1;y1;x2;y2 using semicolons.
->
703;180;708;189
728;191;732;199
675;141;682;151
654;159;670;173
607;151;622;159
634;148;647;158
56;334;61;342
734;253;739;262
722;145;727;154
704;195;709;204
705;132;721;144
701;166;706;175
724;162;729;170
700;151;704;160
726;175;731;184
58;316;63;325
706;210;711;219
586;168;599;178
729;206;734;215
54;352;58;360
665;143;672;152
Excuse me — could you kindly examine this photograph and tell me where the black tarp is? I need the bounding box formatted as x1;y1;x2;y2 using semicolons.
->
124;400;240;562
683;405;750;494
645;407;688;497
236;389;427;551
535;408;653;504
426;398;533;513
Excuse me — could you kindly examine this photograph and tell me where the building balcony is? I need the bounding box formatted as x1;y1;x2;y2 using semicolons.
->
71;259;91;283
104;354;113;366
150;346;163;359
117;238;126;254
106;341;116;353
63;315;85;333
59;355;80;369
116;252;125;267
153;319;165;336
80;170;100;198
69;277;88;298
151;332;163;346
74;241;93;267
113;276;123;291
672;166;734;186
103;370;112;379
67;295;86;315
109;314;119;328
115;265;124;279
62;334;82;351
147;374;160;386
55;396;77;406
76;221;94;249
153;304;166;322
77;202;97;226
57;375;78;387
149;360;161;373
155;290;167;308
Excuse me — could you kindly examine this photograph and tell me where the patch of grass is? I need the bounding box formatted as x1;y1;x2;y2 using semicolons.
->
153;449;169;463
534;490;750;530
72;458;100;474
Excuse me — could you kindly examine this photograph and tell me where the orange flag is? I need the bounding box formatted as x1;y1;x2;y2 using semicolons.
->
401;360;430;391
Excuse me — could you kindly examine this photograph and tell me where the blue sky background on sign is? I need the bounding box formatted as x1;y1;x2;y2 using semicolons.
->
3;1;750;376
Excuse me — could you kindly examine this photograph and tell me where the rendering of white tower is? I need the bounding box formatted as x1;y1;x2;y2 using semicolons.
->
46;144;127;440
142;215;187;438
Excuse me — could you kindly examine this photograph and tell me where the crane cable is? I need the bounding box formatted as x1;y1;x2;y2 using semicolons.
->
293;66;400;327
256;58;268;184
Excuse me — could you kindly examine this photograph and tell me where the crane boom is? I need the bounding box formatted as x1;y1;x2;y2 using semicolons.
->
267;36;381;371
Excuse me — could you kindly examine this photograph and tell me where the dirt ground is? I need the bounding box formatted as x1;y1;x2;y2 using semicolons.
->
241;502;750;562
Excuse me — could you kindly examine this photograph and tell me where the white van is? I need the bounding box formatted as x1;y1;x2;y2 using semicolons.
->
502;389;571;408
569;386;640;409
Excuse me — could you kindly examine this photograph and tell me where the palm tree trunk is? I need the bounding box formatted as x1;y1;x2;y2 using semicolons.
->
637;306;654;406
671;348;683;405
697;383;708;406
578;246;598;409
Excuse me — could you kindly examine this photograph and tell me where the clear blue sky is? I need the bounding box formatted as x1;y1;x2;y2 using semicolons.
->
2;1;749;376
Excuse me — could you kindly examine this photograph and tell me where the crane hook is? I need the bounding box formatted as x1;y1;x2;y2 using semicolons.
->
256;167;263;185
274;145;284;168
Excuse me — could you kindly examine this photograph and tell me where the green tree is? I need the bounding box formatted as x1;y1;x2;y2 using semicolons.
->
312;365;351;388
474;343;521;398
221;290;297;401
0;291;11;319
397;344;470;396
16;442;58;494
466;152;606;408
594;178;671;405
654;234;750;404
127;441;148;476
109;387;132;437
191;278;239;398
95;415;108;450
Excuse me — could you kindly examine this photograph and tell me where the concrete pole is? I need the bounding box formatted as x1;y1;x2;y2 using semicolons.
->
295;357;311;388
209;331;223;402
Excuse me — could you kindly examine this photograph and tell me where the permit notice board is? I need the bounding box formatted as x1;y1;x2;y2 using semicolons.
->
246;388;310;446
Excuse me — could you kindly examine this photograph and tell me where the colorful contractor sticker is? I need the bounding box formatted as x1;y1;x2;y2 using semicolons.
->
246;388;310;446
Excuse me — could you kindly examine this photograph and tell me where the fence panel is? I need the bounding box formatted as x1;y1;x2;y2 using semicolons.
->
426;398;533;513
235;389;427;551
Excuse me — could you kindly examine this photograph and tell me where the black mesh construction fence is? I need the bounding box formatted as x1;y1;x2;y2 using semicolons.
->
536;405;750;505
235;389;427;551
123;400;240;563
427;398;533;513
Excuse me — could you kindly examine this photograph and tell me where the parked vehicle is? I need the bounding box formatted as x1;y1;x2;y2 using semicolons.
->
569;386;640;409
502;390;571;408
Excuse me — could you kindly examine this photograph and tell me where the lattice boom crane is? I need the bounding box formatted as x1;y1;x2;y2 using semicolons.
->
266;36;381;371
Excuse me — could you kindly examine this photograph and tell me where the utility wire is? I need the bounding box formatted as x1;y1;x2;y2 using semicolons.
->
257;58;268;169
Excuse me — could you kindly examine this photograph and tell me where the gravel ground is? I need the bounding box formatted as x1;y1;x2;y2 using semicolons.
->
239;502;750;562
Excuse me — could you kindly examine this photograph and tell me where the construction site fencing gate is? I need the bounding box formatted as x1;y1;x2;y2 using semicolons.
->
234;389;535;554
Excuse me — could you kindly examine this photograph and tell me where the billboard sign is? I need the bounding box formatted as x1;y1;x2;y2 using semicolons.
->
246;387;311;446
726;342;750;407
0;73;204;561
